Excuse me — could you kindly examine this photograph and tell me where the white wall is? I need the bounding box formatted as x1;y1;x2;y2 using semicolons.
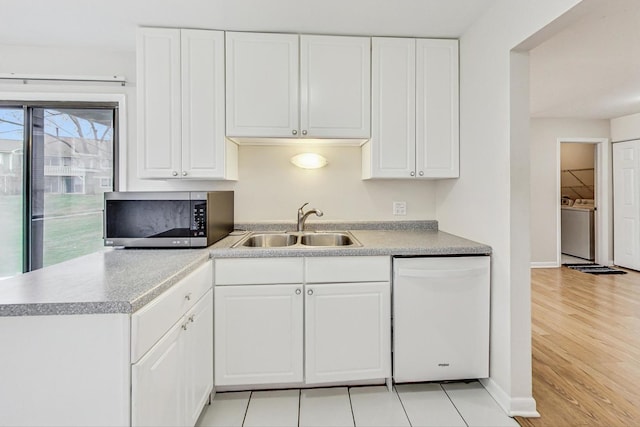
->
435;0;585;416
611;112;640;142
530;118;609;265
0;43;438;222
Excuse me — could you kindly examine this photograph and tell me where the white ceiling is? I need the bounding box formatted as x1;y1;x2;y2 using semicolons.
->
2;0;637;121
529;0;640;119
0;0;496;51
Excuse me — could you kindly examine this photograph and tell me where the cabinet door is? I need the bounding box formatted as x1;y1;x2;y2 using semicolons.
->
215;284;304;386
181;29;227;179
137;27;182;178
132;321;183;427
184;290;214;426
613;140;640;269
305;282;391;384
300;35;371;138
367;37;416;178
226;32;299;137
416;39;459;178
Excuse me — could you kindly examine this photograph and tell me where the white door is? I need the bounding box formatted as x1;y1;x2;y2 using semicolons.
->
225;32;299;137
184;290;214;426
613;140;640;269
368;37;416;178
300;35;371;138
137;27;182;178
132;321;183;427
214;284;304;386
304;282;391;384
181;29;226;179
415;39;459;178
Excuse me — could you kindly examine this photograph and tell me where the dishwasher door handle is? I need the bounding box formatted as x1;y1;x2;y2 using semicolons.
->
396;267;487;279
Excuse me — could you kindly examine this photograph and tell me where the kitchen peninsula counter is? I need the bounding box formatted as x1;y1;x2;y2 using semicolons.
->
0;248;210;316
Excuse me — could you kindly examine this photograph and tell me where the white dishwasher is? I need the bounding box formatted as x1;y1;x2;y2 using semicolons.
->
393;256;490;382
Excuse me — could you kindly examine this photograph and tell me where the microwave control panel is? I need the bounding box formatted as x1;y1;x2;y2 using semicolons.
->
191;201;207;237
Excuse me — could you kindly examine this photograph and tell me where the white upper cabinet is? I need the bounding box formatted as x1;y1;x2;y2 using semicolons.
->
225;32;371;140
367;37;416;178
416;39;459;178
137;28;181;179
137;28;237;180
300;35;371;138
363;37;459;179
225;32;299;138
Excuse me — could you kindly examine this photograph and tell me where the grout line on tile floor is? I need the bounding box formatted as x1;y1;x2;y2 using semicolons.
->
441;384;469;427
241;391;252;427
297;389;302;427
347;387;357;427
394;385;414;427
393;385;413;427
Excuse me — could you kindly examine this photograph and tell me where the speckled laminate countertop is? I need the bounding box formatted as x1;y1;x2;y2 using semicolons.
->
0;248;211;317
210;220;490;257
0;221;490;317
209;228;491;258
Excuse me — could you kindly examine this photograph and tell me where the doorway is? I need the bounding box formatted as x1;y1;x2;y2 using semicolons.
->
556;137;611;266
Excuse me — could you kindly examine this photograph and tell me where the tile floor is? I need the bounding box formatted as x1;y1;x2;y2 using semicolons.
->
196;381;519;427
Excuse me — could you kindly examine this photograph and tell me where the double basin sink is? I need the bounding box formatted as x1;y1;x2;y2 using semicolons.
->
232;231;361;248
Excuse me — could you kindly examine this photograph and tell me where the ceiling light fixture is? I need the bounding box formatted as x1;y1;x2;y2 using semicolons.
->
290;153;328;169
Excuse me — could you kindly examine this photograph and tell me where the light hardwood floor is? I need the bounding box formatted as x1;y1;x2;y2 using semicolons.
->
516;266;640;427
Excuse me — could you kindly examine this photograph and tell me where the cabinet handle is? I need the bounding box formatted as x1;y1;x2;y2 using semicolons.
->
182;171;187;177
189;315;195;323
307;289;313;296
185;293;192;301
410;171;415;177
302;130;307;136
181;323;188;331
172;171;178;177
419;171;424;176
292;129;298;135
295;288;301;295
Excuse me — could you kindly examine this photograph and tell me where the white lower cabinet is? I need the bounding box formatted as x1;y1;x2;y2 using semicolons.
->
184;289;215;426
132;289;213;427
132;261;214;427
214;284;304;385
214;256;391;387
305;281;390;384
132;321;183;427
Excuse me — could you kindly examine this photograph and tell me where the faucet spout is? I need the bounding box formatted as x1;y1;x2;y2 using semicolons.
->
297;202;324;232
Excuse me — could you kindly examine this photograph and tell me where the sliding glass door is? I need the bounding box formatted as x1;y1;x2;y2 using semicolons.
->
0;107;25;278
0;103;117;279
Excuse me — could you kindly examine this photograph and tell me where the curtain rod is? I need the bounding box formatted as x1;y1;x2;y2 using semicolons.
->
0;73;126;86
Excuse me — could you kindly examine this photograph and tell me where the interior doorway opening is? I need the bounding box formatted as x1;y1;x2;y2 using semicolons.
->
556;137;611;266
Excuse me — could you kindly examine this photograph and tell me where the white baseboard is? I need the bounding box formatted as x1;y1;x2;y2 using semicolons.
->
480;378;540;418
530;261;559;268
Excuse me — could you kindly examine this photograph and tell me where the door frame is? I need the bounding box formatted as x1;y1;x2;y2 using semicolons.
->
556;137;612;266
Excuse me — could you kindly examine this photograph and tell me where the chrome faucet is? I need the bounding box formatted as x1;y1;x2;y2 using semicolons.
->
297;202;323;232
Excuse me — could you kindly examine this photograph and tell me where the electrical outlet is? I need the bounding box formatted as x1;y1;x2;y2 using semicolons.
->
393;201;407;216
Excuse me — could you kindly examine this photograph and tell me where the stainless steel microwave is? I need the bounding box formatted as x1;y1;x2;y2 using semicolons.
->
104;191;233;248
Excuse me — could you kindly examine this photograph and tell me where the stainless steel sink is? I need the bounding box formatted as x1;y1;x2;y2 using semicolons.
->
235;233;297;248
300;232;356;247
232;231;361;248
